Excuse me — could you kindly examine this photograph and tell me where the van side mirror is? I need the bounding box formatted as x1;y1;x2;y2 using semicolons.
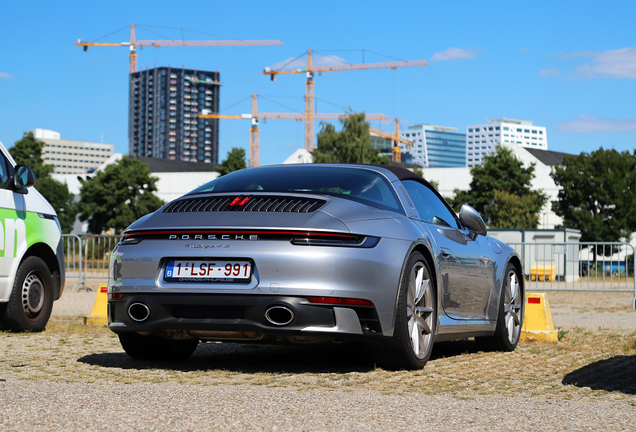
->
459;204;487;237
14;165;36;192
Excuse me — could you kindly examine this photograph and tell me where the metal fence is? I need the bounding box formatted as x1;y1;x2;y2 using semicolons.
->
62;234;122;292
60;236;636;308
508;242;636;309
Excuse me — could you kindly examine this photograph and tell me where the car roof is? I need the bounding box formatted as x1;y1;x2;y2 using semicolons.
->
251;163;436;188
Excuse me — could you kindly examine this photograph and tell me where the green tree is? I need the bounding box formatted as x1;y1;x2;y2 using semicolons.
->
448;145;547;228
217;147;247;176
9;132;77;232
490;189;547;228
313;113;391;165
77;157;164;234
36;178;77;232
9;132;54;179
551;148;636;245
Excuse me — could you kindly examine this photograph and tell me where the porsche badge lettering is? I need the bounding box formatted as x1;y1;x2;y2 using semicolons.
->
168;234;258;240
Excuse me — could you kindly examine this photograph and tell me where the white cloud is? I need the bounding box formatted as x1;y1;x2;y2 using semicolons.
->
538;68;561;78
551;47;636;79
0;72;14;79
518;48;530;54
431;48;480;61
555;115;636;133
266;54;348;72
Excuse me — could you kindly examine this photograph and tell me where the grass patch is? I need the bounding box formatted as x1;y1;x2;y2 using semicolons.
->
0;325;635;402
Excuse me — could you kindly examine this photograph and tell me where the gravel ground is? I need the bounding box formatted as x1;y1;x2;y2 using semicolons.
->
1;380;635;431
1;283;634;431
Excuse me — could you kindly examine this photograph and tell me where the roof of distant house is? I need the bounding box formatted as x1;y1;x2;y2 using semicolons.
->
133;156;218;173
525;148;573;166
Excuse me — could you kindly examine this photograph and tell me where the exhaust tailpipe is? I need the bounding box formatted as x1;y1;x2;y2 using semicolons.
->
128;302;150;322
265;306;294;326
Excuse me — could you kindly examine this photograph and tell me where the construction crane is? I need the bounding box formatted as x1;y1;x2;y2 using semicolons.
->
369;119;412;163
76;23;283;74
263;50;427;152
199;94;389;167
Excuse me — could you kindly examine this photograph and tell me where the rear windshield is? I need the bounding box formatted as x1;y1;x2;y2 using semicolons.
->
189;166;403;213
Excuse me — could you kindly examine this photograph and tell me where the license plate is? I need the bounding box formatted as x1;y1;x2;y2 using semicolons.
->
164;260;252;283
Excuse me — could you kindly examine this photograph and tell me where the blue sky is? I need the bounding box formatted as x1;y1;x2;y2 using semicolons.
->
1;1;635;166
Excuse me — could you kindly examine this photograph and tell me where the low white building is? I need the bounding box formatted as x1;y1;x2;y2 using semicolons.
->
422;142;569;229
52;154;219;203
466;118;547;167
32;129;114;175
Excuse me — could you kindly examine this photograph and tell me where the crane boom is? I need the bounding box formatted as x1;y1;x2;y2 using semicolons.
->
263;50;427;151
75;40;283;48
199;94;388;167
77;24;283;73
263;59;428;76
369;119;411;163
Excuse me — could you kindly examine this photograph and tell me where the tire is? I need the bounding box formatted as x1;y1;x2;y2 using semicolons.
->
0;256;54;332
118;332;199;362
476;263;524;352
378;252;437;370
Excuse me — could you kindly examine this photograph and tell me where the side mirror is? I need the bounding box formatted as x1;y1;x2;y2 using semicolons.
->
14;165;36;191
459;204;487;237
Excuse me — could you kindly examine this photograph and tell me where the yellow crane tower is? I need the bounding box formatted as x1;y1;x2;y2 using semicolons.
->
76;24;283;74
199;94;389;167
263;50;427;152
369;119;413;162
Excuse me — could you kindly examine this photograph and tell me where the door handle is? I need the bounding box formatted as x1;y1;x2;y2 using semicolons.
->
440;247;453;258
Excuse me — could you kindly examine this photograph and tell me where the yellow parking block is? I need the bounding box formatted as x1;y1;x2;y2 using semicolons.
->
520;292;558;342
84;284;108;325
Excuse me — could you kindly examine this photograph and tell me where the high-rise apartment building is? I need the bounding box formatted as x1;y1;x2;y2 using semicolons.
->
466;118;548;167
34;129;114;175
129;67;221;164
398;124;466;168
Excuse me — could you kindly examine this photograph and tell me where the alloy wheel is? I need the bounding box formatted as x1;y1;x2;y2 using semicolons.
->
504;269;522;344
406;262;435;359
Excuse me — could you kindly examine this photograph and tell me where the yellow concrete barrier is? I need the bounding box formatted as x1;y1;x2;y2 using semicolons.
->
84;284;108;325
530;265;557;281
520;292;558;342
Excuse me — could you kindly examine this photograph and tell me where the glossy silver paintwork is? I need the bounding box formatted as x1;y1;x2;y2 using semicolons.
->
109;164;522;342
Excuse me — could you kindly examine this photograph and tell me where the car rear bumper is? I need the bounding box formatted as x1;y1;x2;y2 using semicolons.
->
108;293;384;341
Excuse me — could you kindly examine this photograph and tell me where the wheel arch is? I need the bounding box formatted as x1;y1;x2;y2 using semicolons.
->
389;240;438;337
505;254;524;295
490;254;525;320
22;242;62;300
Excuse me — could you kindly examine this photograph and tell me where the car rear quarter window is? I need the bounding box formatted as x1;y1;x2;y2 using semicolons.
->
189;166;403;212
402;180;459;228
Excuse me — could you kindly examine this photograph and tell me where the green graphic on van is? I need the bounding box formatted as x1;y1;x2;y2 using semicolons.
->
0;209;60;258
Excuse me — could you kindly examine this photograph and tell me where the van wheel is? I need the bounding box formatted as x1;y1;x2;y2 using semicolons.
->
0;256;54;332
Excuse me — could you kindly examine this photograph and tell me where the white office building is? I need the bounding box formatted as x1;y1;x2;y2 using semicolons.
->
466;118;547;167
33;129;114;175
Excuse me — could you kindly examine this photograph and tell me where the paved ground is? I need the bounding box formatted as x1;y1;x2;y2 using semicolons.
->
2;280;633;431
1;380;635;431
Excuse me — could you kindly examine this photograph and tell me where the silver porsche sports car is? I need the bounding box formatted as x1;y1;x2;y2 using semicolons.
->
108;164;524;369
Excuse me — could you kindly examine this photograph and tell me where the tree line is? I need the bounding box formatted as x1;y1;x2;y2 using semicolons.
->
10;114;636;245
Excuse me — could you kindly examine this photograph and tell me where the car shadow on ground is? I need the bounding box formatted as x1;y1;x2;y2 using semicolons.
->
562;355;636;395
78;338;481;374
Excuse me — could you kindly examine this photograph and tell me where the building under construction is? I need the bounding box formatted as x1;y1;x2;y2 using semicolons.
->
129;66;221;164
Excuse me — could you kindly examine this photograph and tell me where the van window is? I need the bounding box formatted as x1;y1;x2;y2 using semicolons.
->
0;151;11;189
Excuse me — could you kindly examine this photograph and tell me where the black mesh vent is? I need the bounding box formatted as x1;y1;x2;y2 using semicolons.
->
162;196;326;213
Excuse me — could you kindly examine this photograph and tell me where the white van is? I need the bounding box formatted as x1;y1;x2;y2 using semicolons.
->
0;140;64;332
